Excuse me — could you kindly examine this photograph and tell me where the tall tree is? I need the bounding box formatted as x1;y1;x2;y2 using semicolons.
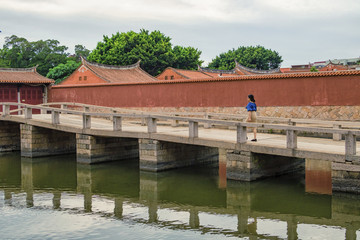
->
1;35;32;68
172;46;203;70
0;35;69;76
74;44;90;60
88;29;202;76
31;39;69;76
208;45;282;70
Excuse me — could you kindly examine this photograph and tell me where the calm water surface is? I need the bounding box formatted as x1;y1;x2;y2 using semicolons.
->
0;153;359;240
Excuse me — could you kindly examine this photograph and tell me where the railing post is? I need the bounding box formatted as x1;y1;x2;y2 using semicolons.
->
171;114;179;127
204;113;212;129
345;133;356;157
51;110;60;124
83;114;91;129
286;121;297;149
2;104;10;116
61;104;68;115
236;124;247;143
333;124;342;141
141;113;146;126
147;117;157;133
189;121;198;138
24;107;32;119
113;116;122;131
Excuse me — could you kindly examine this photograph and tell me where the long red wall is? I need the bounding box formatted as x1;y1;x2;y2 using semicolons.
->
49;73;360;108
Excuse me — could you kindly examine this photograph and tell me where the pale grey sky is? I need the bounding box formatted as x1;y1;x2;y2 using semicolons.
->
1;0;359;67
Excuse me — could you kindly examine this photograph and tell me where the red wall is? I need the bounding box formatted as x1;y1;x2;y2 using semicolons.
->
49;73;360;107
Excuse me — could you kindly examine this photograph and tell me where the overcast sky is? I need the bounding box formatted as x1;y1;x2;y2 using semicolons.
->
0;0;359;67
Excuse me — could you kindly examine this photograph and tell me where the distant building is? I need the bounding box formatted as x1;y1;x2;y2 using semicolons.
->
0;66;54;112
329;57;360;66
318;61;350;72
287;57;360;73
59;58;158;85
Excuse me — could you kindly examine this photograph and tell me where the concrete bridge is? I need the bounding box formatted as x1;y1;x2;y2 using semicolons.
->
1;102;360;194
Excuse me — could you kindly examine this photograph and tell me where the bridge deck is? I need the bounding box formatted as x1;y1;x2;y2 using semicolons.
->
4;113;359;161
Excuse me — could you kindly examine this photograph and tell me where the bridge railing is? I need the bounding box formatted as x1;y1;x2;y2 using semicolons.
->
2;102;360;160
42;102;360;136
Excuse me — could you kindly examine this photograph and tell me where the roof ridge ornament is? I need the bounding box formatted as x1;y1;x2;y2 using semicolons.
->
83;57;141;70
235;59;281;74
0;66;38;72
199;66;237;74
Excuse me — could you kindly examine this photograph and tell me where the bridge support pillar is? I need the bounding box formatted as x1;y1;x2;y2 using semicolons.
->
226;150;304;181
76;134;139;164
20;124;75;157
332;162;360;194
0;121;20;152
139;139;218;172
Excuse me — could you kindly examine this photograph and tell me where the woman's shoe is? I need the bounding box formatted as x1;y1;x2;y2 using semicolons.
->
251;139;257;142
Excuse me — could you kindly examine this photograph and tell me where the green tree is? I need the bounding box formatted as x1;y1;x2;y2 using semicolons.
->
0;35;69;76
30;39;69;76
208;45;282;70
172;46;203;70
74;44;90;60
1;35;32;68
0;48;10;67
88;29;202;76
46;60;81;84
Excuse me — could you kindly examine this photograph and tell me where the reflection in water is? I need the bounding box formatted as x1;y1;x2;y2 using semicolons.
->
0;153;359;239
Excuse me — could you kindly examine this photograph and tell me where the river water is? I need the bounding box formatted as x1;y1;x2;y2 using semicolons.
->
0;153;359;240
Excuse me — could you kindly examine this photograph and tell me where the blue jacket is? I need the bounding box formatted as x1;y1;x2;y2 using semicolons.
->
246;102;257;111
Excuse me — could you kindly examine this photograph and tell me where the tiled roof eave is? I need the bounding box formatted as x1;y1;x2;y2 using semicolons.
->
0;80;54;84
82;59;158;83
52;70;360;89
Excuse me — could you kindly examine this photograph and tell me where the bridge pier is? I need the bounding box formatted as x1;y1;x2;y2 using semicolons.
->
332;162;360;194
226;150;304;181
20;124;75;158
139;139;218;172
0;121;20;152
76;134;139;164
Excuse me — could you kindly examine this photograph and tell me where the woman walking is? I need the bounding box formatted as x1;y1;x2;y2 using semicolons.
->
246;94;257;142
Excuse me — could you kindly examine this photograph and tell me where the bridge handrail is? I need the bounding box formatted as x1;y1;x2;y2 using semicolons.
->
2;102;360;132
1;102;358;159
2;102;360;134
42;102;360;128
